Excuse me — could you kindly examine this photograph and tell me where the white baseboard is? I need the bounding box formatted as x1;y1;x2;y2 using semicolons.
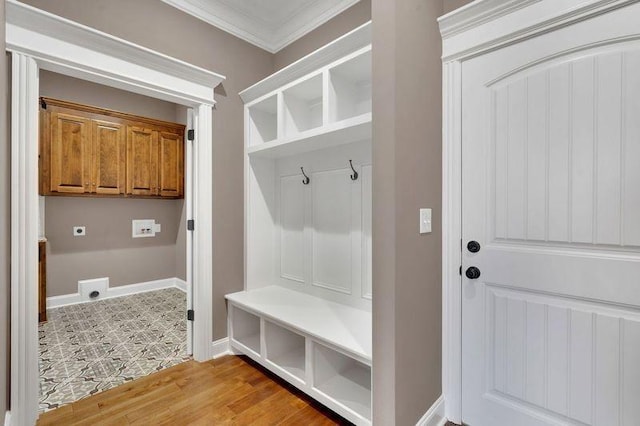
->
211;337;232;359
4;411;9;426
47;277;186;309
174;278;187;292
416;395;447;426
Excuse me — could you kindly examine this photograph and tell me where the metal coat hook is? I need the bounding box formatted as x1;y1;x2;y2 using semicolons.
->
301;167;310;185
349;160;358;181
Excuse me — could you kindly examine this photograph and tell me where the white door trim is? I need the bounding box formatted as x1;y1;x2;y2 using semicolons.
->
439;0;635;423
6;1;225;424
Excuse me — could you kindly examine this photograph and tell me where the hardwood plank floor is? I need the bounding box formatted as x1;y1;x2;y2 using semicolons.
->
37;356;351;426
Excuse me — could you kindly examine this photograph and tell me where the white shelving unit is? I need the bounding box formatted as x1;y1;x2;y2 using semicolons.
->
230;21;372;426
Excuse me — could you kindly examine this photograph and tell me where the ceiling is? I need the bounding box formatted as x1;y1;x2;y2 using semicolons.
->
161;0;361;53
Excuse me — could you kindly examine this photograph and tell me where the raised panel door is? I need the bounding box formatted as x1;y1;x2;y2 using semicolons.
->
92;120;125;195
158;131;183;198
126;126;158;196
50;111;91;193
461;5;640;425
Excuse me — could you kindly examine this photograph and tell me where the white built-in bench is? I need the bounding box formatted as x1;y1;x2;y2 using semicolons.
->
226;286;372;425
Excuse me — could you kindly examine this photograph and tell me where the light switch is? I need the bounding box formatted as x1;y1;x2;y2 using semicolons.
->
420;208;432;234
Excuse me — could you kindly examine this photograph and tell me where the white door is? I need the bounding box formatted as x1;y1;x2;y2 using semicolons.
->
462;4;640;425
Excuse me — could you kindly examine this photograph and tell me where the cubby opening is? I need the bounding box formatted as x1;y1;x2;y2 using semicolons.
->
232;307;261;354
283;74;323;137
313;343;372;420
328;50;372;123
248;95;278;146
265;321;306;381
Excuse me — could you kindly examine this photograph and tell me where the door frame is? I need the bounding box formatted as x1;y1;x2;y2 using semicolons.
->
6;1;225;424
438;0;633;423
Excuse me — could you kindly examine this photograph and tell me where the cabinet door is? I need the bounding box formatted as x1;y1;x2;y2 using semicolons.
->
126;126;158;196
50;111;91;193
158;131;184;198
92;120;125;195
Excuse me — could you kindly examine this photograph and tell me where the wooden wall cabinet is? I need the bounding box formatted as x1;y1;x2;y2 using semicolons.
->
40;97;185;199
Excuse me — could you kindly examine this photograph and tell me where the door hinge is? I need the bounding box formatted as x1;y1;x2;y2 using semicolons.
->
187;309;195;321
187;219;194;231
459;265;462;276
187;129;195;141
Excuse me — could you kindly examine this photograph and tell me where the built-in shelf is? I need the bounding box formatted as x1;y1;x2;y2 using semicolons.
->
248;94;278;145
329;49;371;123
230;306;261;355
314;342;372;421
247;113;371;158
283;73;323;137
265;321;306;382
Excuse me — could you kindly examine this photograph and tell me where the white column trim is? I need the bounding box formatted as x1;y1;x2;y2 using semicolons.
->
192;104;214;361
10;52;40;426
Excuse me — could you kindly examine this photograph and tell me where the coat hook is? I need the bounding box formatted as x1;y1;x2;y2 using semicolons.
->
301;167;310;185
349;160;358;181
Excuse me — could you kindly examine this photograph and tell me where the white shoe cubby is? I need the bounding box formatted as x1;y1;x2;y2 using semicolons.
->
313;342;372;422
229;305;260;356
264;320;306;383
233;21;372;426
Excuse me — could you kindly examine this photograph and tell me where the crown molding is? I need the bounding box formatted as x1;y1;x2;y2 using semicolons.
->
239;21;371;104
161;0;361;54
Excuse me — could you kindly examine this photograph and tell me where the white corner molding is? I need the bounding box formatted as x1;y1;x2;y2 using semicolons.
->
5;0;224;106
415;395;446;426
10;52;40;426
438;0;636;424
46;278;187;309
4;412;10;426
239;21;371;104
161;0;361;54
211;337;232;359
7;1;224;423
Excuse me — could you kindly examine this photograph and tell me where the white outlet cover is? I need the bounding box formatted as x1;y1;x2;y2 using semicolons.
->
420;208;432;234
73;226;86;236
132;219;156;238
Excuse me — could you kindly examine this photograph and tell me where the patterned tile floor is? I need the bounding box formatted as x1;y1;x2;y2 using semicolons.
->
38;288;190;412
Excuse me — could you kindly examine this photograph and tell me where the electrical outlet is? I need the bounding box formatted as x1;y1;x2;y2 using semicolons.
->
73;226;86;236
132;219;156;238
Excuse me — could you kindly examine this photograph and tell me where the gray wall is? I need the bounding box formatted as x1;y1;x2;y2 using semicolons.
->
22;0;275;340
0;0;8;415
273;0;371;71
371;0;469;424
40;71;187;296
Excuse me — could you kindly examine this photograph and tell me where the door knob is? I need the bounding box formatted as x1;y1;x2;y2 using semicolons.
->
465;266;481;279
467;240;481;253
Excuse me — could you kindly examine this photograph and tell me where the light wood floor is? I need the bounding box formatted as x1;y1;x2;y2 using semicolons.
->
37;355;350;425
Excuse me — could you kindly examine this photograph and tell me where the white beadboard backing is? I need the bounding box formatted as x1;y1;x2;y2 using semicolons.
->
485;284;640;425
273;140;372;310
491;48;640;248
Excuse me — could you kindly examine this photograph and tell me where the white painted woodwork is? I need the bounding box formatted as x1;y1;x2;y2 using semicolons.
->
7;1;224;423
440;1;640;423
457;3;640;425
160;0;361;53
227;290;371;424
10;52;40;426
235;24;371;425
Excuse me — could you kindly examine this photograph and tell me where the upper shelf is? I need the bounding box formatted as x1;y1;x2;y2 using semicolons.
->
245;46;371;159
